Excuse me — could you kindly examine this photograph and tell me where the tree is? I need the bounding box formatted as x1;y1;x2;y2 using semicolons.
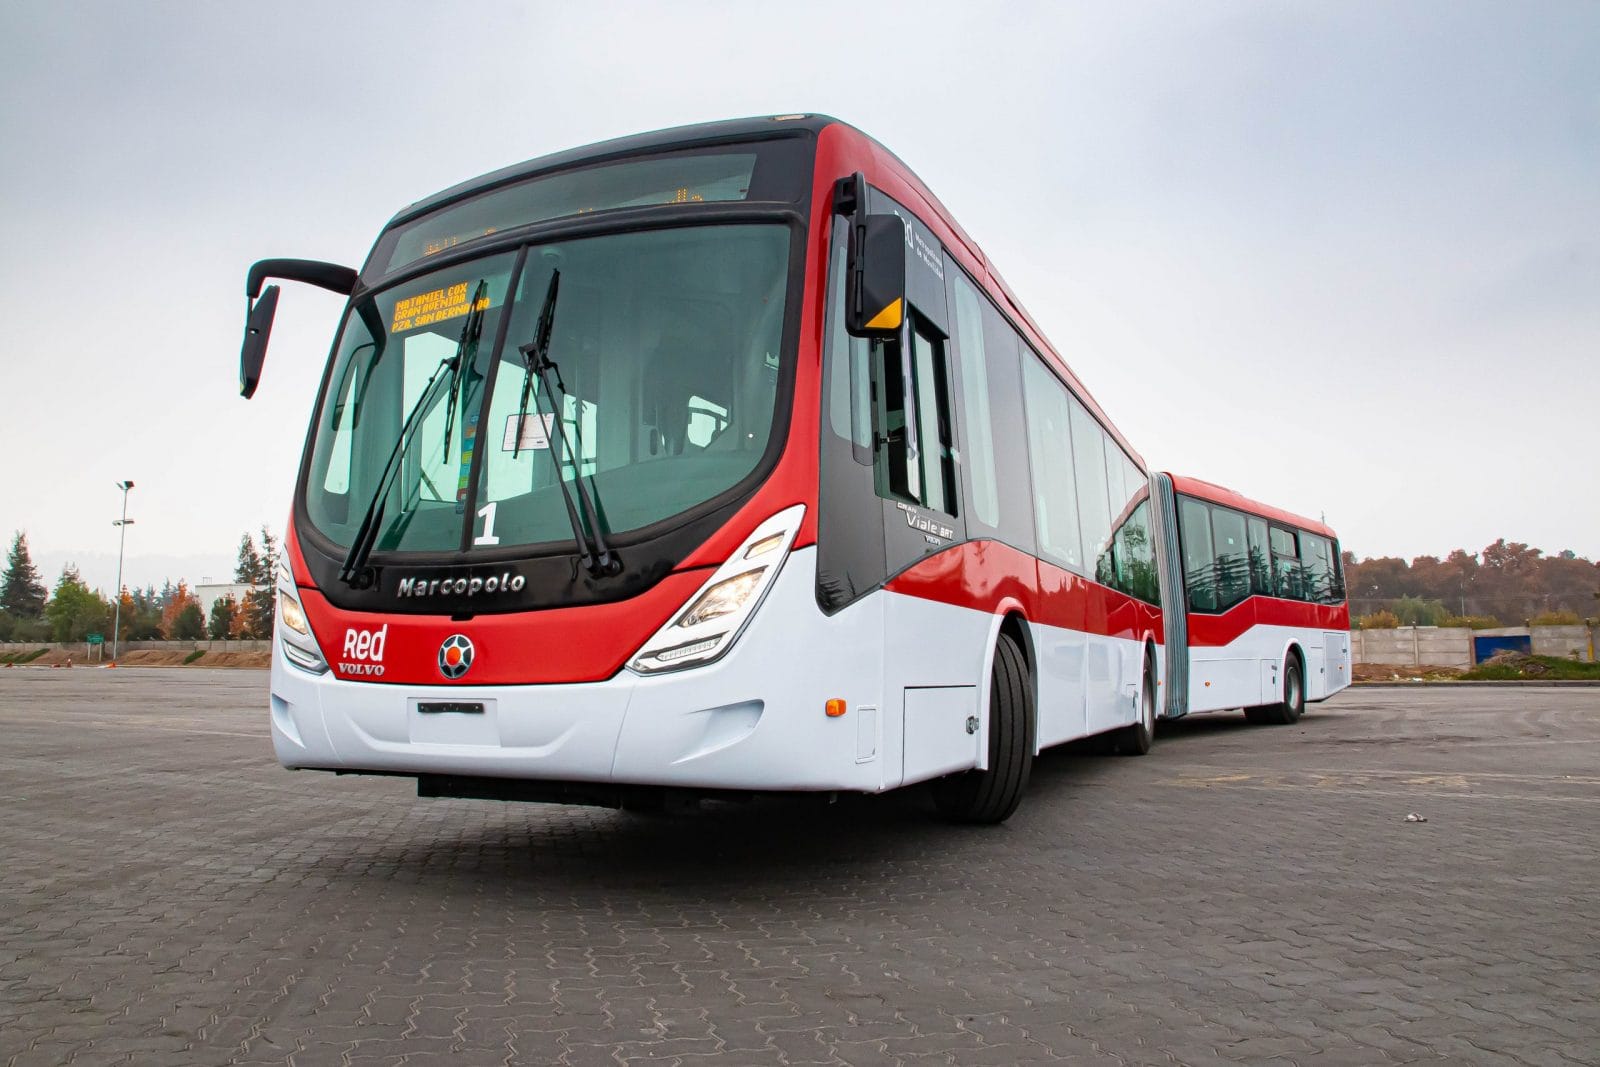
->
235;534;265;585
1;532;48;619
235;527;279;637
207;595;237;640
258;526;281;583
45;565;111;642
171;601;205;640
241;587;276;639
160;581;202;639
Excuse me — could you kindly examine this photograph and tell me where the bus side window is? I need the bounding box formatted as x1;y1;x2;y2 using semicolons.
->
870;318;956;516
1247;516;1271;594
1179;496;1219;612
1301;532;1332;604
1210;506;1250;610
1270;525;1303;600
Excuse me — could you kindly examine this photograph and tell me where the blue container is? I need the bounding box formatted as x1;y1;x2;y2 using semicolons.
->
1474;634;1532;664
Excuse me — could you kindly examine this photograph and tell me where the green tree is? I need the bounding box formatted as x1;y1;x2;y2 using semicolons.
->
207;594;237;639
45;566;111;642
171;601;206;640
1;532;48;618
258;526;281;582
241;588;275;639
235;533;265;585
237;527;279;637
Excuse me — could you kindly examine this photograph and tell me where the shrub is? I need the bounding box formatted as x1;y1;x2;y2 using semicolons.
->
1439;614;1501;629
1528;610;1582;626
183;649;205;665
1356;610;1400;630
1388;596;1452;627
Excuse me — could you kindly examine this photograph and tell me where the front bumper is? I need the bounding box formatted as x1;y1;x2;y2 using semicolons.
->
268;548;891;793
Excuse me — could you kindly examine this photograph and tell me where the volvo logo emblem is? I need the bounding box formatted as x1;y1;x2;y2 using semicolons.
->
438;634;475;679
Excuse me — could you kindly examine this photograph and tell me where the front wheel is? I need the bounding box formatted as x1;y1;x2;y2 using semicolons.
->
933;632;1035;824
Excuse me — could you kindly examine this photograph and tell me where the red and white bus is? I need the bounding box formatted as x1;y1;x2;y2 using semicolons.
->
1152;474;1351;723
240;115;1342;824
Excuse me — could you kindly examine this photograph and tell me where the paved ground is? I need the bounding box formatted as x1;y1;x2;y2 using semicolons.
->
1;669;1596;1067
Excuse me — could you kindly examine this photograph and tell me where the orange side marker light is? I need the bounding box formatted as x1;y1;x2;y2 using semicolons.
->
825;698;847;718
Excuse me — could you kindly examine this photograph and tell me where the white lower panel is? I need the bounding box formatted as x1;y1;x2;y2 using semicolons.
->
903;686;979;782
270;548;1162;794
1188;624;1351;713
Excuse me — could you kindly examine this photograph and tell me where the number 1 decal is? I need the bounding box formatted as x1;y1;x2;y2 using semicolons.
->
473;501;500;546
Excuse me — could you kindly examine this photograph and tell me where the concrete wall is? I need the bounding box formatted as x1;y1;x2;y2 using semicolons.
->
1352;625;1599;666
0;639;271;658
1352;627;1474;668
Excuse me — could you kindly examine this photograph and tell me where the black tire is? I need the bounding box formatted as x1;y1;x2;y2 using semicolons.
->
1110;651;1158;756
1248;656;1305;725
933;632;1035;824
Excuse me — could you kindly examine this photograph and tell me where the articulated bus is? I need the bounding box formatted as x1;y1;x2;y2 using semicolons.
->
240;115;1344;824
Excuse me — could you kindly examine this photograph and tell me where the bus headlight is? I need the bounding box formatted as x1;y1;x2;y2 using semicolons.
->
276;567;329;675
629;504;804;675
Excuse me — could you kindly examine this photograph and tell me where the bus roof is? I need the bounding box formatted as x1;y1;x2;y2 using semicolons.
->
1167;474;1338;540
385;113;1145;469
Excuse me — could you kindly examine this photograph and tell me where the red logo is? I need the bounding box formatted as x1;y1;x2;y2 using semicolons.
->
438;634;474;679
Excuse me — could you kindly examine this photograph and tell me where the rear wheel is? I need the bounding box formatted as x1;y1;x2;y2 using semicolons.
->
1247;656;1304;725
933;632;1034;824
1110;651;1158;756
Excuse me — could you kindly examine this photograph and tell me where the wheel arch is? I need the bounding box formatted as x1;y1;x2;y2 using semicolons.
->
980;603;1036;761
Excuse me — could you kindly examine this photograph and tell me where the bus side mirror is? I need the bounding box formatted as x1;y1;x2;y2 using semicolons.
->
240;285;280;399
237;258;357;399
845;213;908;339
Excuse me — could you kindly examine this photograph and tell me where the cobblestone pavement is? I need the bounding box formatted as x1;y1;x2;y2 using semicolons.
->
2;669;1597;1066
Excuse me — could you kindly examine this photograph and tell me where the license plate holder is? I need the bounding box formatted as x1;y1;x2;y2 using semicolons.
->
417;701;486;715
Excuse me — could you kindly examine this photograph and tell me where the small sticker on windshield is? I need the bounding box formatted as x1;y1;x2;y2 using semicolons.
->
504;413;555;452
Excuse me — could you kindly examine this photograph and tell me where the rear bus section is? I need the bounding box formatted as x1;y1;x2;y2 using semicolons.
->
1153;473;1351;724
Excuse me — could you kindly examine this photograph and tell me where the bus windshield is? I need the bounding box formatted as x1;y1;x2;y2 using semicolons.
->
304;223;791;559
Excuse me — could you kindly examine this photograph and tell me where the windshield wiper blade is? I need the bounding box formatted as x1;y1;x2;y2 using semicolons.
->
441;281;488;463
515;270;621;578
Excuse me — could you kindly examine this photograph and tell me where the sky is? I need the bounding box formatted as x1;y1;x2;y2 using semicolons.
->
1;1;1596;593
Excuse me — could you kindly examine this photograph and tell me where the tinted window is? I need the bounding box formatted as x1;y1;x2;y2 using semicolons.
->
912;319;957;516
950;273;999;529
1069;396;1112;568
1116;500;1160;604
1247;515;1271;594
1210;506;1250;609
1021;356;1083;569
1301;532;1333;604
1179;496;1219;612
1270;526;1304;600
979;302;1037;555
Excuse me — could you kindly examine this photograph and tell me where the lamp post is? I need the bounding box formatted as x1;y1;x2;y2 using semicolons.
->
111;480;135;660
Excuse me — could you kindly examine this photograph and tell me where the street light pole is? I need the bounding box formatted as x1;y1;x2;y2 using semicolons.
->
111;480;135;660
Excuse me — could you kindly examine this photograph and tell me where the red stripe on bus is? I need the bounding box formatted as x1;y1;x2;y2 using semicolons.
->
883;540;1164;644
1186;596;1349;647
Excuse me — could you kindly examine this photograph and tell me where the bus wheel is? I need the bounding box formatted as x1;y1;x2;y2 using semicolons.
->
1247;656;1304;725
1112;652;1158;756
933;632;1034;824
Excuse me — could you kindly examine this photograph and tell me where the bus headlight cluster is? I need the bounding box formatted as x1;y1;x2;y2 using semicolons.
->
276;564;329;674
629;504;804;675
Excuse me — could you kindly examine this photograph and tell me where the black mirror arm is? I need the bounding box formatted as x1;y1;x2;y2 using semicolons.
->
247;258;358;300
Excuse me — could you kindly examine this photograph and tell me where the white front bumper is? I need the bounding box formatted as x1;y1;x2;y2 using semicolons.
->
268;548;892;793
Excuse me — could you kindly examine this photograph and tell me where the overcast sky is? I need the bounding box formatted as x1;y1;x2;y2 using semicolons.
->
1;1;1596;593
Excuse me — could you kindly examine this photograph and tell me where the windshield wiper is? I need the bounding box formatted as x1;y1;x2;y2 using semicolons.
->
337;285;486;589
441;281;487;462
515;270;621;578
